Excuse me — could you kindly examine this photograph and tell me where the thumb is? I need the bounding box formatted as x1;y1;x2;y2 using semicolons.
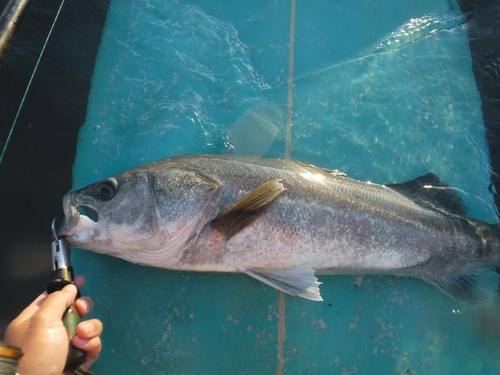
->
35;284;78;320
15;292;49;322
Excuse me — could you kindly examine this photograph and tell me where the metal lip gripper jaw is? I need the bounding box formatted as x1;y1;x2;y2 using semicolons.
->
51;217;71;270
47;218;77;294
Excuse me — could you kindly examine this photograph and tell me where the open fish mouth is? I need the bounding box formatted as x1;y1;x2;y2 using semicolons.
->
58;194;99;236
78;205;99;222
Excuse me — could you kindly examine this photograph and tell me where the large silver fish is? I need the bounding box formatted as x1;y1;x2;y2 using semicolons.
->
59;154;500;302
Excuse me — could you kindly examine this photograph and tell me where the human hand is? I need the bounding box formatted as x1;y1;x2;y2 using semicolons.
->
3;275;103;375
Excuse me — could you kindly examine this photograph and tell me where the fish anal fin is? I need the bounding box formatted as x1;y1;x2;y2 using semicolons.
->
429;268;499;304
245;267;323;301
215;179;286;239
387;173;468;216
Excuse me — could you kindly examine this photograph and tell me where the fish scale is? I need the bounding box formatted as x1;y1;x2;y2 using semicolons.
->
60;154;500;302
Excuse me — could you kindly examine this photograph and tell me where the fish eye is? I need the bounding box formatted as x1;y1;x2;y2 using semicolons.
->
96;178;117;201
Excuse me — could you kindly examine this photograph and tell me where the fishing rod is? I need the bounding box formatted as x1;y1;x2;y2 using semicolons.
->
0;0;32;62
1;1;103;371
0;0;65;165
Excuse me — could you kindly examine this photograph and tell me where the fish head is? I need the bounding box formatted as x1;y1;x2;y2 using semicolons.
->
58;163;221;261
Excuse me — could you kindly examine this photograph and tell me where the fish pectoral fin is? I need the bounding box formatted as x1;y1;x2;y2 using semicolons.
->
429;268;499;304
215;179;286;239
245;267;323;301
387;173;468;216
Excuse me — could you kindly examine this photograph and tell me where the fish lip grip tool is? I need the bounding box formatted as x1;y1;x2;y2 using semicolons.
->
47;218;87;373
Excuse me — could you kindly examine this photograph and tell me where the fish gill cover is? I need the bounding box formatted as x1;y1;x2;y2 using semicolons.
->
71;0;500;374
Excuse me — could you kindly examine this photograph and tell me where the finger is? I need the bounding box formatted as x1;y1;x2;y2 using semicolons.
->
35;284;77;320
74;275;86;289
72;336;101;357
75;297;94;317
72;336;102;368
76;319;103;339
16;292;48;321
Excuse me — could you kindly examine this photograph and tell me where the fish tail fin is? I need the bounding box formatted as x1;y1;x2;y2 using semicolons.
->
473;221;500;266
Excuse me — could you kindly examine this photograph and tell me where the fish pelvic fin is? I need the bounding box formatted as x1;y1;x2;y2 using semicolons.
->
245;266;323;301
215;178;286;239
429;267;500;304
387;173;468;216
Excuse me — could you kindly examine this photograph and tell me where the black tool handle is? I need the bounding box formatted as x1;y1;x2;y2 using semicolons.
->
47;267;87;372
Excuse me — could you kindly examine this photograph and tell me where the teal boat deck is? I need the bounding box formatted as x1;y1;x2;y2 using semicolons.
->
72;0;500;373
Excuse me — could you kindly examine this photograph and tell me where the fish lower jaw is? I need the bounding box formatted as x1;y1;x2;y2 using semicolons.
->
58;214;98;237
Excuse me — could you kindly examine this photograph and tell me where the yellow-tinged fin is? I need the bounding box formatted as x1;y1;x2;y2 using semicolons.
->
216;178;286;239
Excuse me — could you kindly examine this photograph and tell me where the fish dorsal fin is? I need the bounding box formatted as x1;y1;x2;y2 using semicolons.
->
387;173;468;216
288;160;347;177
245;267;323;301
215;179;286;239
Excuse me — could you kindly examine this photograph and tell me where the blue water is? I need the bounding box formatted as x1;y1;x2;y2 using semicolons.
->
71;0;500;373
